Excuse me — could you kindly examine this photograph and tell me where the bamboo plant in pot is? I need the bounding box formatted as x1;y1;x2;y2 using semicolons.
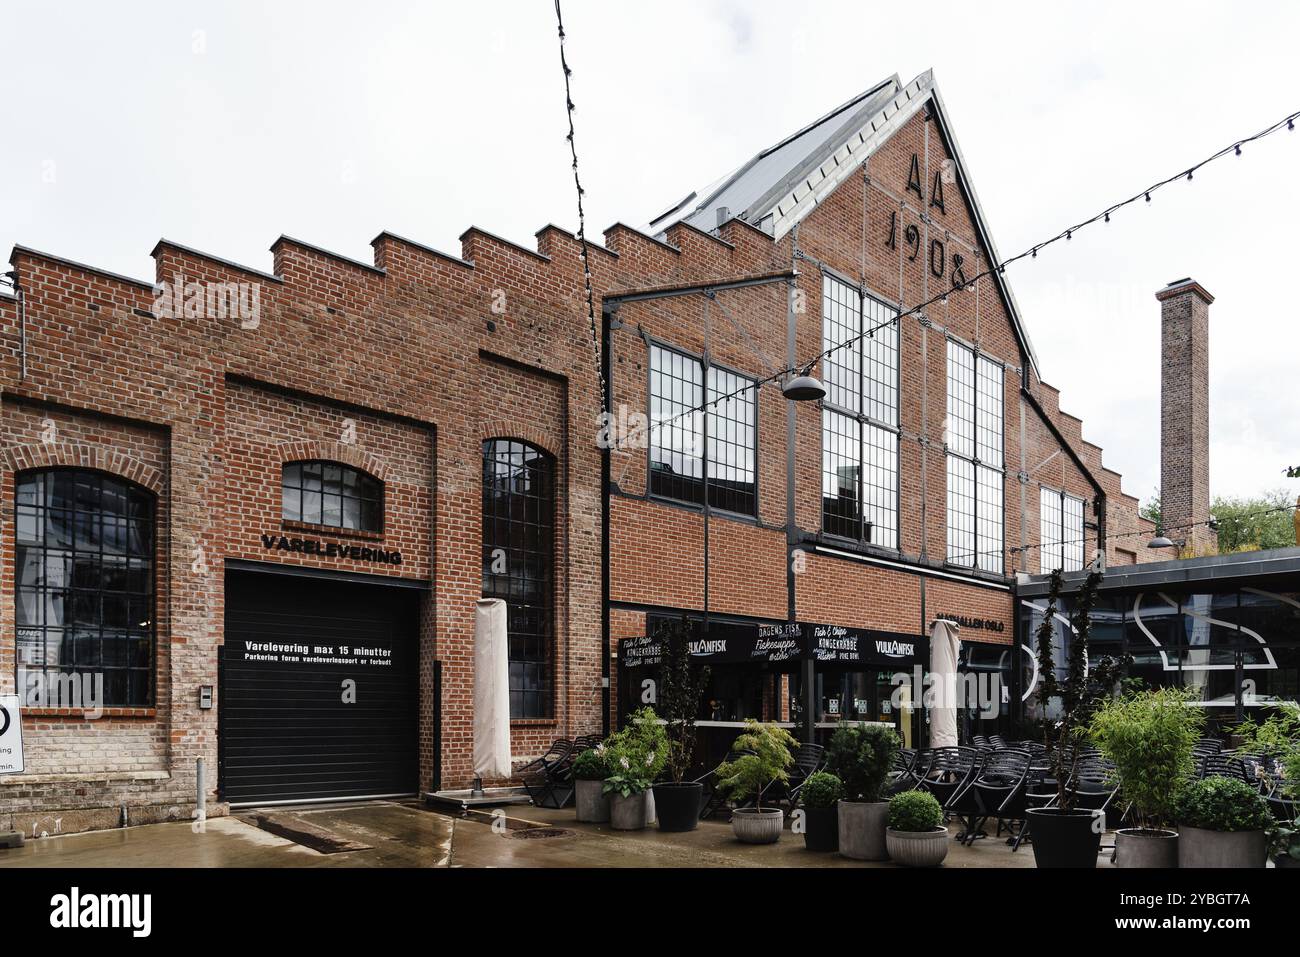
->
1173;777;1273;868
1025;566;1129;868
886;790;949;867
652;617;711;832
1089;687;1204;868
572;748;611;823
797;772;843;852
716;721;796;844
1233;705;1300;867
827;723;899;861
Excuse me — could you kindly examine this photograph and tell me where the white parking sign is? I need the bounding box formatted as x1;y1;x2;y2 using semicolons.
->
0;695;23;775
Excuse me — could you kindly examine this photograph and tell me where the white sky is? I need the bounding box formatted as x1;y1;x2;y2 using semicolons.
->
2;0;1297;504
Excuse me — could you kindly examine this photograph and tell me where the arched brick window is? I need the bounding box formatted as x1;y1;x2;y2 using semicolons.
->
482;439;555;719
282;461;383;533
15;469;156;707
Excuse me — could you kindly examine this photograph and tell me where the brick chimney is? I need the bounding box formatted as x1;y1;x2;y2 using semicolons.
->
1156;278;1216;554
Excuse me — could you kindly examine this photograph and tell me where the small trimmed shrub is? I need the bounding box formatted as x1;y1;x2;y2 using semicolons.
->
826;724;899;803
888;790;943;832
799;772;843;809
1174;777;1273;832
572;748;608;781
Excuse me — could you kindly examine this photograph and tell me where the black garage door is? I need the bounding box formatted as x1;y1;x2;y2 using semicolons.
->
220;570;420;805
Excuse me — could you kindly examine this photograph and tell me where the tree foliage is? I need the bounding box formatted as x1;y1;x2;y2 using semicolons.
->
655;616;710;783
1089;687;1204;831
1033;567;1130;812
1211;489;1296;552
716;721;796;810
825;723;899;803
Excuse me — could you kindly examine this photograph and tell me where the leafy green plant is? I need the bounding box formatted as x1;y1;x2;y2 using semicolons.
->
1033;567;1129;812
605;706;668;783
656;617;710;783
1089;687;1204;831
1268;822;1300;864
602;771;650;798
1174;777;1273;832
1232;703;1300;759
826;723;899;803
571;748;608;781
888;790;943;832
716;721;796;811
799;772;843;809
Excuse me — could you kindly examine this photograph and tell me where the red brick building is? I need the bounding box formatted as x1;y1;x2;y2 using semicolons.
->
0;69;1152;833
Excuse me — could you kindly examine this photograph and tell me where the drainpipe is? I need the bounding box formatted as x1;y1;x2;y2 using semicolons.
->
600;304;614;738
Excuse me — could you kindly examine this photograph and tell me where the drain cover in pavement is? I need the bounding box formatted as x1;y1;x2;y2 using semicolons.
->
245;813;373;853
510;827;573;840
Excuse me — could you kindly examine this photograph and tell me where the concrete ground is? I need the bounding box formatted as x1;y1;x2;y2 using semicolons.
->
0;799;1070;868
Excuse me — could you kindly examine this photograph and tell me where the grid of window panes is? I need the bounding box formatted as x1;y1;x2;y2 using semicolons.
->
1038;488;1086;573
649;343;757;516
649;343;705;504
945;340;1004;573
822;410;861;539
482;439;555;719
15;470;154;706
706;365;757;515
946;456;976;566
821;275;900;547
282;461;383;532
1039;487;1064;573
822;276;861;413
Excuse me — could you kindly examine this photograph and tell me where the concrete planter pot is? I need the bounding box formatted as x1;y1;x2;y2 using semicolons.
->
1115;828;1178;868
886;827;949;867
644;787;656;826
731;807;784;844
574;779;609;823
609;791;649;831
1177;826;1267;868
838;801;889;861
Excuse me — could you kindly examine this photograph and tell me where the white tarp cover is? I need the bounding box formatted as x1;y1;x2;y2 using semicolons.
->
929;619;961;749
473;598;512;780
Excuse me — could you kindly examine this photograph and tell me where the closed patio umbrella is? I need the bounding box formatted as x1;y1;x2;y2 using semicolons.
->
929;619;962;749
473;598;512;791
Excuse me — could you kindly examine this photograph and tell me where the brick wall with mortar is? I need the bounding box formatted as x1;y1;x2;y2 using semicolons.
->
0;92;1152;833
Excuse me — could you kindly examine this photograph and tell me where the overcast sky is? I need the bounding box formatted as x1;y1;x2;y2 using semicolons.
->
3;1;1297;505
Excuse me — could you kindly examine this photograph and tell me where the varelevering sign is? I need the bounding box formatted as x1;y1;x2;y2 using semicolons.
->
261;532;402;566
0;694;25;775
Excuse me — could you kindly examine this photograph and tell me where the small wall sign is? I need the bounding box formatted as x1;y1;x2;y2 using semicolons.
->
0;695;25;775
261;533;402;567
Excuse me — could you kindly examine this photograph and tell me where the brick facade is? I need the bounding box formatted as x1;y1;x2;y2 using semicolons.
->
1;85;1151;834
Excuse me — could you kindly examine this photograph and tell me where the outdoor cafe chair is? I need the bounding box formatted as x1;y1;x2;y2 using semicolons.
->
887;748;922;794
778;743;828;808
989;734;1009;749
695;749;756;820
918;746;981;811
514;737;573;778
1200;754;1251;784
521;740;581;809
949;748;1032;846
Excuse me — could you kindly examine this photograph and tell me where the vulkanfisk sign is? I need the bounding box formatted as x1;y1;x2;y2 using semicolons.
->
261;532;403;566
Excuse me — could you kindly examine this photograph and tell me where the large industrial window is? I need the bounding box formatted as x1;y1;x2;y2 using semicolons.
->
648;343;757;516
1040;487;1086;573
946;340;1004;572
821;275;899;549
282;461;383;533
15;469;155;707
483;439;555;719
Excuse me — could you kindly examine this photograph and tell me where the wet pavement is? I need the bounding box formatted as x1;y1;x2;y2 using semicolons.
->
0;799;1049;868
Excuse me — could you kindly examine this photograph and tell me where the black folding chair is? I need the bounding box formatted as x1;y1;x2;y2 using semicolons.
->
1201;754;1250;783
521;739;580;809
694;749;755;820
783;743;827;807
515;737;573;778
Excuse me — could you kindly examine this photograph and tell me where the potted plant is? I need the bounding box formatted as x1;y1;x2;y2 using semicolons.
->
603;706;668;830
798;772;842;852
716;721;796;844
1025;566;1128;868
1174;776;1273;868
827;723;899;861
1233;705;1300;867
651;617;711;832
572;748;611;823
1089;687;1204;868
885;790;948;867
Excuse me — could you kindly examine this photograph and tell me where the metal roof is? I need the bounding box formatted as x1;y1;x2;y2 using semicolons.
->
645;69;1041;375
1016;547;1300;598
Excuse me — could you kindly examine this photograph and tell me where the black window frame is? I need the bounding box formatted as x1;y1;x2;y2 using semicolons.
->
1039;486;1086;574
482;438;556;720
14;468;156;708
647;340;759;518
819;273;901;549
281;460;384;534
945;337;1005;574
